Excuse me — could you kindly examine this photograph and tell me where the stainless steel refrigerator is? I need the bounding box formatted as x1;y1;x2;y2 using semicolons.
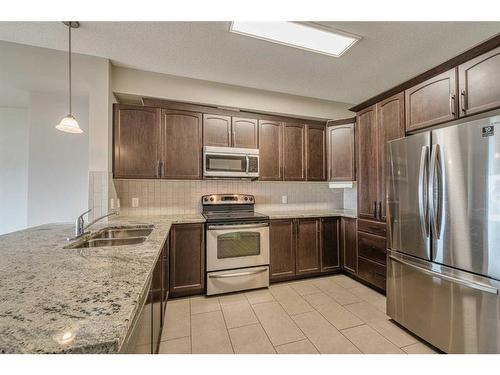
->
386;115;500;354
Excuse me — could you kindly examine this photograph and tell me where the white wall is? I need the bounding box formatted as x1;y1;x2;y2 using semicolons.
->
112;66;354;120
0;108;29;234
26;92;89;227
0;41;110;233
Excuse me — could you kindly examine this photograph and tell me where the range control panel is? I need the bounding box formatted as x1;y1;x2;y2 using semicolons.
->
202;194;255;205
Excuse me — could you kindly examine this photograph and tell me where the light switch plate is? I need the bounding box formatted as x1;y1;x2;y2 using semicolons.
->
110;198;115;209
281;195;288;204
132;197;139;208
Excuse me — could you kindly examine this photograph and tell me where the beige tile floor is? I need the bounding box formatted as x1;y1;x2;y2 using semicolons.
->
159;274;441;354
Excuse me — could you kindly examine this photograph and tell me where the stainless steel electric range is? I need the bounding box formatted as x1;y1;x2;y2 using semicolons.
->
202;194;270;296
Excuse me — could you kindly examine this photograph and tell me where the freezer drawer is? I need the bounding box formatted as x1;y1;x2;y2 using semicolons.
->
387;251;500;353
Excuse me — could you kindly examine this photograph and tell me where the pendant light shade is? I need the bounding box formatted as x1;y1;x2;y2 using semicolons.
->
56;114;83;133
56;21;83;134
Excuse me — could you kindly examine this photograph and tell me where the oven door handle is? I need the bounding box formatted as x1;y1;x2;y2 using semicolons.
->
207;223;269;230
208;267;268;279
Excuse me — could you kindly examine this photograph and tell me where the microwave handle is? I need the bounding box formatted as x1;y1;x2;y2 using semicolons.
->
245;155;249;173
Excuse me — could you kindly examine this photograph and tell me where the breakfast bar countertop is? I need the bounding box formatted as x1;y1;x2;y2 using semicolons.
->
0;214;204;354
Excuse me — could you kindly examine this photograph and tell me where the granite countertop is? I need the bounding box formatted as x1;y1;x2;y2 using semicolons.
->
0;213;204;354
261;208;357;219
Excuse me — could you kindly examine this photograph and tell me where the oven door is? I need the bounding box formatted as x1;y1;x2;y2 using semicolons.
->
206;222;270;272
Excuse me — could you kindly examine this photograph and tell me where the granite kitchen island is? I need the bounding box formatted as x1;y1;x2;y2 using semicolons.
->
0;214;204;354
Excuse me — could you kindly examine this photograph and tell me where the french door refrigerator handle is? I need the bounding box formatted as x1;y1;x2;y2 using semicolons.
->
388;255;498;295
418;146;430;238
429;144;442;239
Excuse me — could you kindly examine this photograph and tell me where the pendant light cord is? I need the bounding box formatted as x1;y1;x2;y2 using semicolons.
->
68;23;72;116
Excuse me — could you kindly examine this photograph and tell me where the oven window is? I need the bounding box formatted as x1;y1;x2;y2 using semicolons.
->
217;231;261;258
206;154;246;172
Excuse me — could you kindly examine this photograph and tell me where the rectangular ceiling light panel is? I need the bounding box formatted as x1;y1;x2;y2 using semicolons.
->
230;22;360;57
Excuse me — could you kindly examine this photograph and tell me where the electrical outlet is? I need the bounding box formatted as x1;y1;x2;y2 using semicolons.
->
132;197;139;208
281;195;288;204
117;199;121;208
110;198;115;210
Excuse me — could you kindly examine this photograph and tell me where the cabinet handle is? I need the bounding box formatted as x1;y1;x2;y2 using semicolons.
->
161;161;165;178
449;94;456;116
461;90;467;113
378;201;382;220
373;201;377;219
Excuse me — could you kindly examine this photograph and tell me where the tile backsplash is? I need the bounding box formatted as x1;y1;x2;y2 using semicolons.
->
113;179;345;216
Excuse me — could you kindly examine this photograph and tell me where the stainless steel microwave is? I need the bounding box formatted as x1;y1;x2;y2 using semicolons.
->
203;146;259;179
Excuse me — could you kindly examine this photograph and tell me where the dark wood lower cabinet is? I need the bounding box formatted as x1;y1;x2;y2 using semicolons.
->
269;217;340;282
269;219;296;282
169;223;205;298
357;256;386;291
321;217;340;272
356;220;387;292
296;218;321;275
122;253;163;354
341;217;357;274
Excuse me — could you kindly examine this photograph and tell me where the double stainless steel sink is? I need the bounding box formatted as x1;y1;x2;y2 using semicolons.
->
65;225;154;249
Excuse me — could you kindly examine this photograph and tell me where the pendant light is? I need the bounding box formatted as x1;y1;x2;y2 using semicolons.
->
56;21;83;134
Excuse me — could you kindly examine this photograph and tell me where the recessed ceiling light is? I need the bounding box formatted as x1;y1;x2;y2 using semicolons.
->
229;22;360;58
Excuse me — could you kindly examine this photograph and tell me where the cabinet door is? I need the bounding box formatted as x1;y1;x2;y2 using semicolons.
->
258;120;283;181
203;114;231;147
283;123;306;181
459;46;500;116
152;255;163;353
232;117;258;148
405;69;457;132
113;104;161;179
169;223;205;298
296;218;321;275
341;218;357;274
306;124;326;181
376;93;405;221
327;123;355;181
162;238;170;309
162;110;203;179
269;219;296;282
321;217;340;272
357;106;378;220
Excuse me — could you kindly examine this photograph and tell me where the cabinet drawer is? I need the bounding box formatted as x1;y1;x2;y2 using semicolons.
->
358;231;386;265
358;218;387;237
358;256;387;291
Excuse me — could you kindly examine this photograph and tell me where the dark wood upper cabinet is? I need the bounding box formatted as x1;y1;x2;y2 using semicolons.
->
327;123;355;181
232;117;258;148
321;217;340;272
295;218;321;275
169;223;205;298
269;219;296;282
113;104;161;179
405;69;458;132
162;109;203;179
459;46;500;117
203;114;231;147
376;93;405;220
258;120;283;181
283;123;306;181
306;124;326;181
341;218;357;274
357;105;378;220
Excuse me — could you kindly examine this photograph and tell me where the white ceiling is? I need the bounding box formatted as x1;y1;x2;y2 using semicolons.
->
0;21;499;105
